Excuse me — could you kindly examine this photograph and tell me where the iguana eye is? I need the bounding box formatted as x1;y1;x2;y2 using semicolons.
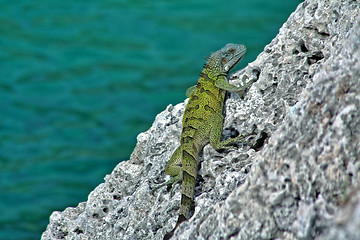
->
228;48;235;54
222;58;227;63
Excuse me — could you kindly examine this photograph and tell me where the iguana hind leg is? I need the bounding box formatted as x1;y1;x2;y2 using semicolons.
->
209;112;251;150
153;146;183;196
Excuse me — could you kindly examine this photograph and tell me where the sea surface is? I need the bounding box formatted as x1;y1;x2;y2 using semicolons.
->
0;0;301;239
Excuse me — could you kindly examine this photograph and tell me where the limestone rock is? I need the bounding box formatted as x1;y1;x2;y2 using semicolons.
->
41;0;360;239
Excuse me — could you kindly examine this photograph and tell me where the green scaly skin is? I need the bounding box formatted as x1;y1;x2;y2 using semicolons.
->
158;44;254;239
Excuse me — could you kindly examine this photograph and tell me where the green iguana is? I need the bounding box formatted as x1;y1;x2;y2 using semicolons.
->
156;43;254;240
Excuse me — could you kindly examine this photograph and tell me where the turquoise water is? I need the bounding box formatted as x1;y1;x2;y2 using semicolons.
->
0;1;300;239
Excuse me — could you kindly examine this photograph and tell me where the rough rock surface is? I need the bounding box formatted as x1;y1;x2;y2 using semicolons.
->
42;0;360;239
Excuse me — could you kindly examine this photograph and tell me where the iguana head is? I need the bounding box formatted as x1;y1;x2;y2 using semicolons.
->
207;43;246;74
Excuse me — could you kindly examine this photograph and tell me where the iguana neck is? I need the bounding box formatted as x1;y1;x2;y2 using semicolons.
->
200;63;226;83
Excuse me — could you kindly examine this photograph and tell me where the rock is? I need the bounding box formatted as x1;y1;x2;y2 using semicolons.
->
41;0;360;239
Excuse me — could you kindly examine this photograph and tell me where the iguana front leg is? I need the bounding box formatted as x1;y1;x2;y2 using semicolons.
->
185;86;197;97
215;75;255;97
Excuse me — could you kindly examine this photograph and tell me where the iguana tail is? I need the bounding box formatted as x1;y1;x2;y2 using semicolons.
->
164;149;198;240
163;215;186;240
163;194;192;240
179;149;197;217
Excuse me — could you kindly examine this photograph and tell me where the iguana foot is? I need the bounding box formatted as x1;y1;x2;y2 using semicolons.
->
152;175;182;197
217;132;255;150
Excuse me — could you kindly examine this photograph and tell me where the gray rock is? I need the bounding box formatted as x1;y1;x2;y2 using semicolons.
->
41;0;360;239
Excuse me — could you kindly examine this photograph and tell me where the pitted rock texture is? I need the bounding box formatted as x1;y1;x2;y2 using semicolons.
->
42;0;360;239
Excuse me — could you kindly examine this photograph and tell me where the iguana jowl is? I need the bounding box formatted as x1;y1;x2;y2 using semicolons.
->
158;43;254;239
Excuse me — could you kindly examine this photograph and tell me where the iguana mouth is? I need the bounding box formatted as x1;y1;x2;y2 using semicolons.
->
226;52;245;72
224;45;246;72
